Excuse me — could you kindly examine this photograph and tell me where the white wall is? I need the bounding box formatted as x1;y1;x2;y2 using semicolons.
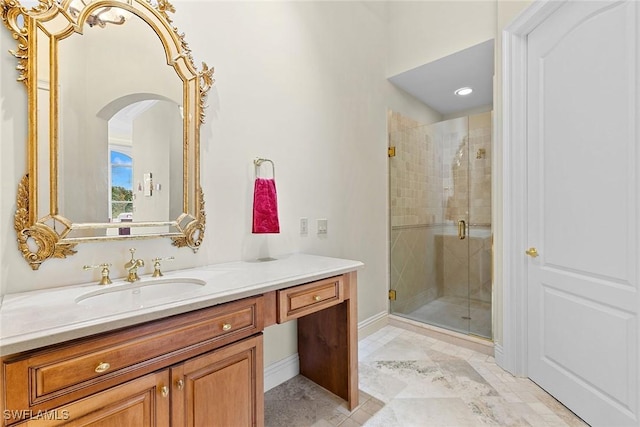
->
387;1;497;77
172;1;397;364
0;0;533;371
131;101;177;229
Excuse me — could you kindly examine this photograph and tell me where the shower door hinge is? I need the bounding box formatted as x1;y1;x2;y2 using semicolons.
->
388;289;397;301
388;146;396;157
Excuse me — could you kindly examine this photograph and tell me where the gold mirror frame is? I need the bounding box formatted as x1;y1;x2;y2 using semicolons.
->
1;0;214;270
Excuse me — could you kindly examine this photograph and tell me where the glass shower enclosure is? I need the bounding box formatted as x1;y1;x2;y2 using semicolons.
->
388;111;492;339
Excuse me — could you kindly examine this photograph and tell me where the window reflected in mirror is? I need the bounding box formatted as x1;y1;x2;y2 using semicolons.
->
109;150;133;224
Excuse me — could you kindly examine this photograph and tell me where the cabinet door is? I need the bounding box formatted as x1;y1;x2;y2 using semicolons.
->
15;370;170;426
171;334;263;427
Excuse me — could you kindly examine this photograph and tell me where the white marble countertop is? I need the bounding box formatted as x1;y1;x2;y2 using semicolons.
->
0;253;363;356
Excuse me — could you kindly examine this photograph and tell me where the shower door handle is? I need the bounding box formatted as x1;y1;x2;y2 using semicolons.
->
458;220;466;240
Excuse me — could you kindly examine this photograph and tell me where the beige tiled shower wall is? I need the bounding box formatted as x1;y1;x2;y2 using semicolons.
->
438;111;492;225
390;226;439;314
433;116;469;224
388;111;442;228
468;111;492;226
437;233;492;303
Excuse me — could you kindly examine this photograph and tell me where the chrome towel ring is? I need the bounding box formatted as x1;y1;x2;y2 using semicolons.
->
254;158;275;179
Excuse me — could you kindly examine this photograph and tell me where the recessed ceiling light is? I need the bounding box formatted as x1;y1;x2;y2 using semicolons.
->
454;87;473;96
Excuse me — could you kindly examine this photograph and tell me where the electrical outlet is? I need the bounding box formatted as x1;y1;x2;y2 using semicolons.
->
317;219;328;235
300;217;308;235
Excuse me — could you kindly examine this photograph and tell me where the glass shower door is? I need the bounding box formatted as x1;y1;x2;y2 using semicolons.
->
388;116;473;335
389;111;493;339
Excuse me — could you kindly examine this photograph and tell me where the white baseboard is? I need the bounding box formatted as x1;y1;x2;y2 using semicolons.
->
358;311;389;339
493;343;505;368
264;353;299;392
263;312;389;391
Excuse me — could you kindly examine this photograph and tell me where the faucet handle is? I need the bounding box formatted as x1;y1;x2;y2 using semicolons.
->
151;256;175;277
83;263;113;285
129;248;137;260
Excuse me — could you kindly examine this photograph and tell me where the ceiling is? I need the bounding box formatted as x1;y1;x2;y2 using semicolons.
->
109;100;159;139
388;39;494;116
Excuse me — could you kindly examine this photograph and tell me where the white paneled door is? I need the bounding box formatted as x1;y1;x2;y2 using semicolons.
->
526;1;639;426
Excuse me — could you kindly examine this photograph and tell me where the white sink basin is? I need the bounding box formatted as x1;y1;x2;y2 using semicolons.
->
76;278;206;309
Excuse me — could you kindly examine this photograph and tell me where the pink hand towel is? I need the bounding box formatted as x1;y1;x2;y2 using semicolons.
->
252;178;280;233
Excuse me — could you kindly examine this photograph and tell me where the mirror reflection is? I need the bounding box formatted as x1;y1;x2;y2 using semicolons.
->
106;99;183;235
57;7;183;236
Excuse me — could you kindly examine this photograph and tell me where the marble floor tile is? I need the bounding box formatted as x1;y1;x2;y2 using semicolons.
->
365;397;479;427
264;325;590;427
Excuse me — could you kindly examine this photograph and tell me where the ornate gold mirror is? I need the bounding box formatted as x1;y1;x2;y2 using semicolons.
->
1;0;213;269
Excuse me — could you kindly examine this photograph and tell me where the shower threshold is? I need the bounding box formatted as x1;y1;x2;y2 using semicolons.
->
389;314;494;356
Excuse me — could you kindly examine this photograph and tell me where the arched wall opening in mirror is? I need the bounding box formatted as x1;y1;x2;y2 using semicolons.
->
95;94;184;237
1;0;214;270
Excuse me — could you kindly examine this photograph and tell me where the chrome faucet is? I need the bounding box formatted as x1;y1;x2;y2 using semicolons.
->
125;248;145;282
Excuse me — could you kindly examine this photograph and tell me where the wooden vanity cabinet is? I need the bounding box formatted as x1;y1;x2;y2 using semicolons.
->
171;335;263;427
9;335;263;427
2;297;264;427
14;369;171;427
277;275;344;322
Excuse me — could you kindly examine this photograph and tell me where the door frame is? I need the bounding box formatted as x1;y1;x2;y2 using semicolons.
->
499;0;564;376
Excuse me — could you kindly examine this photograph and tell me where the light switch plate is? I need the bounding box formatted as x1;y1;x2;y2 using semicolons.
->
317;219;328;235
143;172;153;197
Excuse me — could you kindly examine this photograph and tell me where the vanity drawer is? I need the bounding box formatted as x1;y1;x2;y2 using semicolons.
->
277;276;344;322
2;296;263;420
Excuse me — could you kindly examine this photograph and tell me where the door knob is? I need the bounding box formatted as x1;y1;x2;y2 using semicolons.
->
525;247;539;258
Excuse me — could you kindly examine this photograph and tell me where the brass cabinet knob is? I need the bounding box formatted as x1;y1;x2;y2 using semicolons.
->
222;323;232;331
525;247;539;258
94;362;111;373
313;295;321;302
176;379;185;390
161;386;169;397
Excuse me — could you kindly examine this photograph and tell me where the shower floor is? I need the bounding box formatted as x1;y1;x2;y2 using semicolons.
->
403;296;492;339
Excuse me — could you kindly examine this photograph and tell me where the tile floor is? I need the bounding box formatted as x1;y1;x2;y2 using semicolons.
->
265;325;589;427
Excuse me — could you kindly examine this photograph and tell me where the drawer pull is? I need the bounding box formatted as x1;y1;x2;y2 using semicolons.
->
161;386;169;397
222;323;232;331
176;379;185;390
313;295;321;302
94;362;111;373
